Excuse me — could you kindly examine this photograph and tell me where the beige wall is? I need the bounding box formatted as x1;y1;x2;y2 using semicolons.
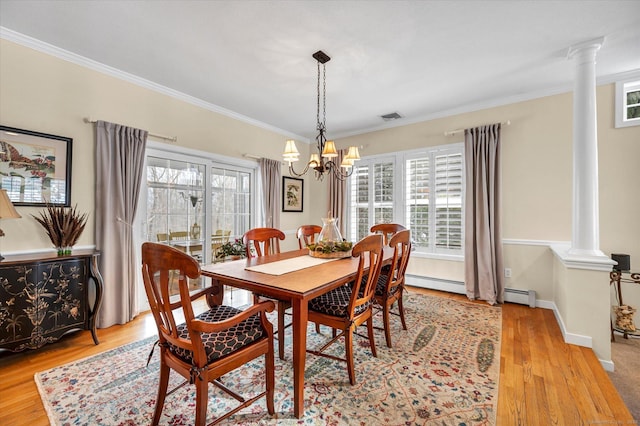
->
0;39;319;254
2;39;639;360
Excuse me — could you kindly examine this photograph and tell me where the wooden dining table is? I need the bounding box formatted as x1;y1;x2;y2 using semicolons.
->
200;247;392;418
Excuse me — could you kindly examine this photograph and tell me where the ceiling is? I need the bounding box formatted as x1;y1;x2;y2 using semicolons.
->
1;1;639;142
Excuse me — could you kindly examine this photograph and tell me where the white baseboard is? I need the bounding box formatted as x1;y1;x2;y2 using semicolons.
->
406;274;536;307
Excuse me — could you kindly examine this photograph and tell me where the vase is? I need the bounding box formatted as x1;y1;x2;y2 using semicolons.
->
318;216;343;243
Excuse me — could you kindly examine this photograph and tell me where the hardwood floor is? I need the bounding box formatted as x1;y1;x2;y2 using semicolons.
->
0;287;633;425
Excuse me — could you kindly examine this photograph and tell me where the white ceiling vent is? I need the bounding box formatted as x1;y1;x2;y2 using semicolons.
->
380;112;402;121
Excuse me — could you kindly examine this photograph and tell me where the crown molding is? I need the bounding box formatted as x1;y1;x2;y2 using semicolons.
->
0;27;308;143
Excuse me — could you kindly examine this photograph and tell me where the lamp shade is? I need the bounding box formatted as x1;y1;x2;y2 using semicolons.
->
283;139;300;161
321;140;338;158
345;146;361;161
0;190;21;219
308;153;321;167
611;253;631;271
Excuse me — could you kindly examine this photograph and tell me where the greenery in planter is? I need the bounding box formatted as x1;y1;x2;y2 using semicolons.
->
216;238;247;259
32;204;88;253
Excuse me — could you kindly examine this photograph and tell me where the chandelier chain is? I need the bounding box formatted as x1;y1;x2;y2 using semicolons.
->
322;63;326;128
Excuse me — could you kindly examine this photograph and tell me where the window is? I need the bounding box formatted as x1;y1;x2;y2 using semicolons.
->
406;147;463;255
347;143;464;258
615;77;640;128
348;157;396;243
143;146;256;266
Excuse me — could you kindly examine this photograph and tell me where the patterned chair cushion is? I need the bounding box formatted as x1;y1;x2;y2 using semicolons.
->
309;284;371;318
374;273;401;297
169;305;265;365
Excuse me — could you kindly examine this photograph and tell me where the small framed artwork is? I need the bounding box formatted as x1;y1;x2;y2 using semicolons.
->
0;125;73;206
282;176;303;212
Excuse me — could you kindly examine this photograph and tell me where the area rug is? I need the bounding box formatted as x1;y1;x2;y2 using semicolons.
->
35;293;501;425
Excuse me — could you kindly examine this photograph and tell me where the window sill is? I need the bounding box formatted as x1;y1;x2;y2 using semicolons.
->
411;251;464;262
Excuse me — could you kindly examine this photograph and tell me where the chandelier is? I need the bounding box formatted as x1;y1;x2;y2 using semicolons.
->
283;50;360;181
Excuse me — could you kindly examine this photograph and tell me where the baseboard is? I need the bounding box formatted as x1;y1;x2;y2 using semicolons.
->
548;300;594;349
406;274;536;307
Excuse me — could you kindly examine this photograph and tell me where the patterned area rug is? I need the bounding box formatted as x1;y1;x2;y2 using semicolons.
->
35;293;501;425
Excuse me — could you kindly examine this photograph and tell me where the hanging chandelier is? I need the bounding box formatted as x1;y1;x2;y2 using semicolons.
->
283;50;360;181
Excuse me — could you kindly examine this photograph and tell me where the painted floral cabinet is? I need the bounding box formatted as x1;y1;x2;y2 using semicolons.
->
0;250;103;352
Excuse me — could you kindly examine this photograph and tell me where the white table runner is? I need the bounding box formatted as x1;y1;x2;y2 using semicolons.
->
245;255;340;275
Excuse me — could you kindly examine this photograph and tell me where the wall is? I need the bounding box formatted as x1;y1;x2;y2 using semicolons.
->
0;39;316;254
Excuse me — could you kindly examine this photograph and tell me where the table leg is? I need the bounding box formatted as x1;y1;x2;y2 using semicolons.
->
291;297;308;418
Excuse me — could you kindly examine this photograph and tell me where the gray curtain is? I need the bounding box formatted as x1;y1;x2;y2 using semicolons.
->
95;120;147;327
464;123;504;305
259;158;281;229
328;149;347;236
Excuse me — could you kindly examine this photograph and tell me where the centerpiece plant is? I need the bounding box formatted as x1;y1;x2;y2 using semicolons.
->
32;204;88;255
216;238;247;260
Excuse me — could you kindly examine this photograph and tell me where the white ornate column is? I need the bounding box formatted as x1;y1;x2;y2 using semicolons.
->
567;37;605;258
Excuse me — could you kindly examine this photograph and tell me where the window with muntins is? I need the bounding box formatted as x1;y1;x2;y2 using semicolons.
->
347;143;464;258
348;158;395;243
615;77;640;128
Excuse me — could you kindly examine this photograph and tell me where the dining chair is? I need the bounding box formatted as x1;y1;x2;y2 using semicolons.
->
141;242;275;425
243;227;291;360
169;230;189;241
296;224;322;249
156;233;169;243
370;223;406;245
373;229;412;348
243;227;285;257
307;233;384;385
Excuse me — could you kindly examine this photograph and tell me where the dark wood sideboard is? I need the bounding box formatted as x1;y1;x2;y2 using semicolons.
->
0;250;103;352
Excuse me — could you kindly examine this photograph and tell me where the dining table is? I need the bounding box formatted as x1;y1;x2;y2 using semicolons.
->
200;247;392;418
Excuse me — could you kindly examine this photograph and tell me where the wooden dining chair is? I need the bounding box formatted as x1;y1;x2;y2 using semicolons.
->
296;224;322;249
307;234;385;385
243;227;285;257
141;242;275;425
243;227;291;360
373;229;412;348
370;223;406;245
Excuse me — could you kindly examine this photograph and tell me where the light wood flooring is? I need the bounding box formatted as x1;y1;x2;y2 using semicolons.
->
0;287;634;425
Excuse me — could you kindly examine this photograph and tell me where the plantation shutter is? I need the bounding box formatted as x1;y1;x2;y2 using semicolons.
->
434;152;463;251
406;157;430;248
350;164;369;242
372;161;394;225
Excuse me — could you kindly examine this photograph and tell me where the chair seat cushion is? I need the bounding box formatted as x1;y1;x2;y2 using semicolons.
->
169;305;265;365
309;285;371;318
374;273;401;297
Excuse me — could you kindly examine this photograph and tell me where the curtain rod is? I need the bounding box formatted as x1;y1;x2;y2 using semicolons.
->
83;117;178;143
243;154;286;164
444;120;511;136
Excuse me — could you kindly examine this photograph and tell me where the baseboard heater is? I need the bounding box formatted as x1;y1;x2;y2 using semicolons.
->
406;274;536;308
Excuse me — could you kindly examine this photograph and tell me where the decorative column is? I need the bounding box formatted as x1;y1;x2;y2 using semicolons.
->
567;37;605;257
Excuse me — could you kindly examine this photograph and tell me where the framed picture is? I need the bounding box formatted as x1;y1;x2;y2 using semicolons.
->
0;125;73;207
282;176;303;212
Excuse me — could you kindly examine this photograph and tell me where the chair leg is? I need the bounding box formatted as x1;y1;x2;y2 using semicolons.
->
383;302;393;348
367;316;377;357
194;371;209;426
315;323;321;333
265;339;275;415
277;301;286;360
152;361;170;425
397;291;408;330
345;327;356;385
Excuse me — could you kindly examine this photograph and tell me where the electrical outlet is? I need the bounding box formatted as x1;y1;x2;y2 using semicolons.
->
504;268;512;278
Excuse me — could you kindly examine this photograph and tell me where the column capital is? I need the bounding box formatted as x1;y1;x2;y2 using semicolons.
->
567;36;605;60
